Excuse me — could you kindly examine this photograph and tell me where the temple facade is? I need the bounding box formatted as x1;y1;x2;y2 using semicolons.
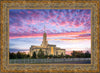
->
30;32;65;56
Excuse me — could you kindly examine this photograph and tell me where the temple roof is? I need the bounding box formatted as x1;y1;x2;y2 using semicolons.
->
48;44;56;46
31;45;47;49
56;49;65;50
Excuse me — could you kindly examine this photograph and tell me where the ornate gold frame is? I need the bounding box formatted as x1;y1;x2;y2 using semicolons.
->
0;0;99;72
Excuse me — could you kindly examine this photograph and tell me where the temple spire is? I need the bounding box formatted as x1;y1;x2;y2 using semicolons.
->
41;24;48;47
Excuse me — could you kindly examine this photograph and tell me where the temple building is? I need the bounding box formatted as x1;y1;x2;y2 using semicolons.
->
30;26;66;56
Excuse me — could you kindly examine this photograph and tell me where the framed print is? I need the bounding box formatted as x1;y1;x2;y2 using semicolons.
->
0;0;100;72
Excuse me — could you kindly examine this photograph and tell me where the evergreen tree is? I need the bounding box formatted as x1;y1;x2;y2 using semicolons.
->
38;49;44;58
32;52;36;58
61;53;64;58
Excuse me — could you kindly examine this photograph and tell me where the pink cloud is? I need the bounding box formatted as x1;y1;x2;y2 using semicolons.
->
66;51;73;55
27;11;32;13
51;22;56;26
20;12;24;14
60;21;66;26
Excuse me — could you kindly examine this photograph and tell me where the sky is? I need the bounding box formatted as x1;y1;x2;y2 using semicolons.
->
9;9;91;54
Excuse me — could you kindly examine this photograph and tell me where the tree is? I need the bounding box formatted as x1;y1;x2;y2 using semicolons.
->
61;53;64;58
27;54;30;58
71;51;76;58
57;55;61;58
22;52;27;58
65;54;70;58
53;55;57;58
9;52;17;59
16;51;22;59
9;52;31;59
32;52;36;58
48;55;53;58
84;51;91;58
38;49;44;58
71;51;85;58
44;55;48;58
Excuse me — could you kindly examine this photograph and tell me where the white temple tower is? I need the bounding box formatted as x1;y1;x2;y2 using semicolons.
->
41;25;48;47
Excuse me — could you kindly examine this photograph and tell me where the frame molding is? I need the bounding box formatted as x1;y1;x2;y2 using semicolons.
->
0;0;99;72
